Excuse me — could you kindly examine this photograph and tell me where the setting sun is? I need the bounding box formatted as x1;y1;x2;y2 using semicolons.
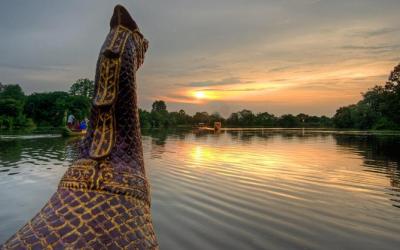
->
194;91;206;99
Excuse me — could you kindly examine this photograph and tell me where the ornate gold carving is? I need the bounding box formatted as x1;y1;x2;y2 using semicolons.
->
59;159;150;203
89;108;115;159
107;26;131;55
58;159;97;189
94;26;131;107
132;31;148;69
93;56;120;106
90;25;133;159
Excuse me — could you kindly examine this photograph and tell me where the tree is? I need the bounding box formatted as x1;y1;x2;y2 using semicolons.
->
24;92;69;127
279;114;299;128
0;99;22;117
296;113;308;127
237;109;255;126
67;95;91;121
175;109;192;125
255;112;276;127
193;112;210;125
333;62;400;130
139;109;152;128
69;78;94;98
0;84;30;129
333;105;357;128
226;112;239;126
0;84;25;101
150;100;169;128
389;63;400;83
319;116;333;128
209;112;224;125
151;100;167;112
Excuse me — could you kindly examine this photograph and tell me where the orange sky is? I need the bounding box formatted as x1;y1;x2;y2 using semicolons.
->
1;0;399;116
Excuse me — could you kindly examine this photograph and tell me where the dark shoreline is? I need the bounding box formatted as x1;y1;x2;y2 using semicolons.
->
2;127;400;137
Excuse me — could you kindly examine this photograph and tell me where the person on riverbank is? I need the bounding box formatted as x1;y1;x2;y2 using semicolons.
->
79;119;87;130
67;114;75;129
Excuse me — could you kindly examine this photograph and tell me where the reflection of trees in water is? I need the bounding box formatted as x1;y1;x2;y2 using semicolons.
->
193;130;212;139
334;135;400;189
0;137;78;174
224;131;400;189
138;129;400;194
225;130;400;207
225;130;258;143
225;129;332;142
142;129;189;158
0;140;23;165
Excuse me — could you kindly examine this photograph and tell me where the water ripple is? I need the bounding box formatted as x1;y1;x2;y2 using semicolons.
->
1;131;400;249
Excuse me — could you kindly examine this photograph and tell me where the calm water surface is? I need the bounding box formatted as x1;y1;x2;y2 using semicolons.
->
0;130;399;249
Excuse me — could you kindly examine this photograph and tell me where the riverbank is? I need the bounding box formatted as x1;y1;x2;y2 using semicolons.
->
2;127;400;137
218;127;400;136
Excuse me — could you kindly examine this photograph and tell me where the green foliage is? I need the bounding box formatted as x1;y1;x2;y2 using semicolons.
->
69;78;94;98
193;112;211;125
209;112;223;125
6;63;400;131
4;79;94;129
333;105;356;128
0;98;23;117
0;84;30;129
140;101;332;129
148;100;169;127
24;91;91;127
24;92;69;127
224;110;330;128
254;112;277;127
0;84;25;101
139;109;152;129
151;100;167;112
279;114;299;128
333;63;400;130
67;95;91;121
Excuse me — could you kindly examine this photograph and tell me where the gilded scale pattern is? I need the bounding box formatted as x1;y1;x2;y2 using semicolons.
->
1;5;158;250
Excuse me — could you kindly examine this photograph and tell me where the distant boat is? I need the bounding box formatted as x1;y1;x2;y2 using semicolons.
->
62;127;87;137
214;122;222;131
193;122;222;132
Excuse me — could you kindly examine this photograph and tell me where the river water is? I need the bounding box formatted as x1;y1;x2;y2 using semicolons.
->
0;130;399;249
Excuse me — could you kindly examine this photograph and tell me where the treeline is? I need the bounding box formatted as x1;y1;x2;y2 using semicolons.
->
2;62;400;131
139;100;333;129
0;79;93;129
333;63;400;130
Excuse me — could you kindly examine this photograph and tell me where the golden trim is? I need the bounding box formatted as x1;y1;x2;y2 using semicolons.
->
58;159;150;204
89;108;116;159
93;56;120;107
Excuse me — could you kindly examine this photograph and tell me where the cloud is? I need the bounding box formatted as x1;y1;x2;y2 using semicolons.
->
0;62;71;71
203;87;267;92
155;94;200;104
1;0;400;116
181;77;254;87
339;45;400;51
351;27;399;38
268;66;294;72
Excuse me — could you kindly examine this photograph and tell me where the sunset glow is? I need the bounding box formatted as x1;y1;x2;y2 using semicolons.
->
0;1;399;117
194;91;206;99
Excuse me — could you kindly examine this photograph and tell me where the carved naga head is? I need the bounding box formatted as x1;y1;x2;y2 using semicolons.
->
1;6;158;250
81;5;148;164
107;4;148;70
